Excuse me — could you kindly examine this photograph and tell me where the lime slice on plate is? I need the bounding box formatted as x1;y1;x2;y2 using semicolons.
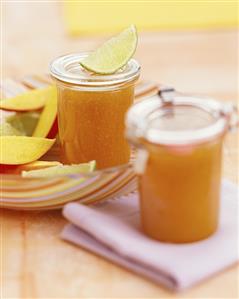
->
80;25;138;74
22;160;96;177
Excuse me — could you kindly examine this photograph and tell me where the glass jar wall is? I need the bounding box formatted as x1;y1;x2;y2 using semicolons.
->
50;53;140;169
126;94;236;243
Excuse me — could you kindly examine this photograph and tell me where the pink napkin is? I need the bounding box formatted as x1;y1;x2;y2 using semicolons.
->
61;179;238;291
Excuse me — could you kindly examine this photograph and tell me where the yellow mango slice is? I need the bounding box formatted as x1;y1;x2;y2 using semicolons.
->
33;92;58;138
0;136;55;165
0;85;56;111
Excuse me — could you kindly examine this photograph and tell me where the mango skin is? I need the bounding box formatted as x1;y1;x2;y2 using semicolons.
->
0;160;60;174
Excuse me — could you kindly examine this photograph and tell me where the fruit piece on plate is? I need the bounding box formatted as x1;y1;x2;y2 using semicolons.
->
0;85;56;111
80;25;138;74
33;91;58;138
1;161;61;175
6;112;40;136
0;136;55;165
16;160;61;173
0;160;62;174
22;160;96;177
0;122;22;136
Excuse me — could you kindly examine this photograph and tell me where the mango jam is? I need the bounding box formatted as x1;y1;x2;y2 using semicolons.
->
139;139;223;243
57;84;135;168
126;94;233;243
50;53;140;169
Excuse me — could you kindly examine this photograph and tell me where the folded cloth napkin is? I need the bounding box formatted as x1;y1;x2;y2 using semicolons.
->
61;179;238;291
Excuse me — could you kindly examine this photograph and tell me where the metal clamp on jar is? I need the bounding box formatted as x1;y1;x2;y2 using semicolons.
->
126;89;238;243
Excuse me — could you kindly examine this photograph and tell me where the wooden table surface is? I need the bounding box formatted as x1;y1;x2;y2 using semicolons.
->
2;2;238;298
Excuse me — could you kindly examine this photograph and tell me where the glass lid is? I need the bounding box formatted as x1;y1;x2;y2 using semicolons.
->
50;52;140;87
126;93;234;145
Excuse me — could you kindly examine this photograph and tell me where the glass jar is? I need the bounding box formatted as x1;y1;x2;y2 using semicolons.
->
126;91;237;243
50;53;140;169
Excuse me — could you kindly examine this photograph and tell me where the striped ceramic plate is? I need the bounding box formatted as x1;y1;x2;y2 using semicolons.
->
0;75;159;210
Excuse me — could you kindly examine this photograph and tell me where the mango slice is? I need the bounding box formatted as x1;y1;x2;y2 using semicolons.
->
0;85;56;111
6;112;40;136
0;136;55;165
22;160;96;177
33;92;58;138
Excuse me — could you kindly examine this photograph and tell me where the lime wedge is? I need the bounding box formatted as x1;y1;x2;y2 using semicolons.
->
22;160;96;177
80;25;138;74
0;122;22;136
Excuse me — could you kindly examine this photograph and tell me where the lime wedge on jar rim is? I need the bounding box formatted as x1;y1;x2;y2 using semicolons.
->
22;160;96;178
80;25;138;74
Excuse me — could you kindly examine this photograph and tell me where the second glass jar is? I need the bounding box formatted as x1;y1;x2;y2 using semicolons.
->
126;93;236;243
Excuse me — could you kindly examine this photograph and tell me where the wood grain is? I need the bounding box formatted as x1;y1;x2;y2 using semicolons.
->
1;2;238;298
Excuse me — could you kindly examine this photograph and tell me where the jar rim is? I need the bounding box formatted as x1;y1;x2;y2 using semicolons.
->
50;52;140;87
126;93;232;146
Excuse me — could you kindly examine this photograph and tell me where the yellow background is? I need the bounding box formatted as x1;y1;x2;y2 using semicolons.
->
63;1;238;36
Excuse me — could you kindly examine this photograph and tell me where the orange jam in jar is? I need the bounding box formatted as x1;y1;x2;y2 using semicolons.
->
126;92;237;243
50;53;140;169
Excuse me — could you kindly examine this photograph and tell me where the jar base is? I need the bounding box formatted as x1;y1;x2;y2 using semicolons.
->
141;225;218;244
